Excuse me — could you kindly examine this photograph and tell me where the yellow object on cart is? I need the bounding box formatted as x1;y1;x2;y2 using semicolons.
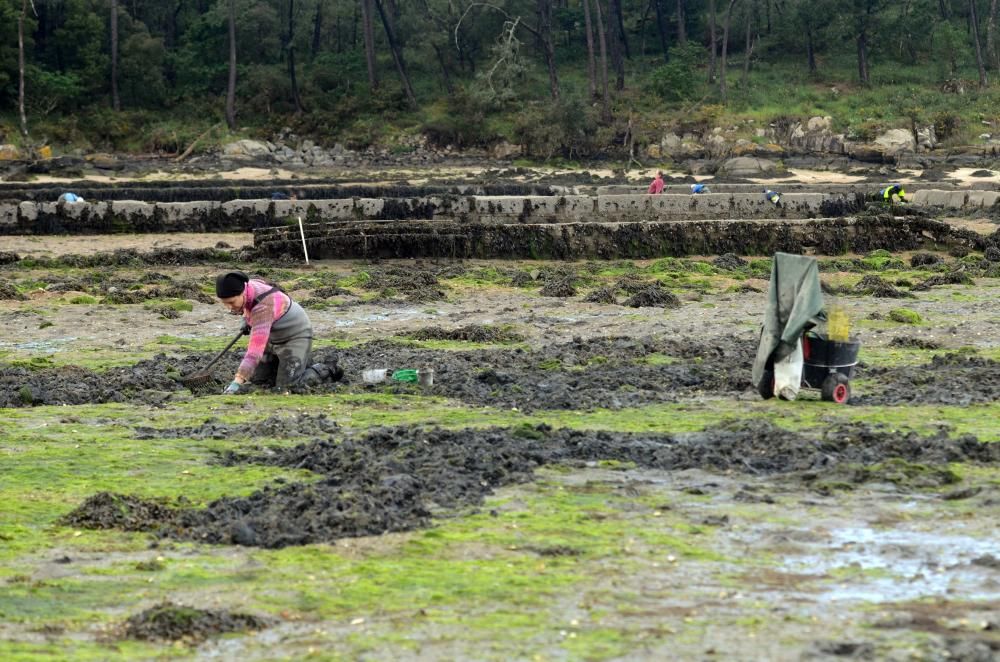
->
827;305;850;342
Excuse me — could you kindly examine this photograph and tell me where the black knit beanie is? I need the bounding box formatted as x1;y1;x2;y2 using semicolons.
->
215;270;249;298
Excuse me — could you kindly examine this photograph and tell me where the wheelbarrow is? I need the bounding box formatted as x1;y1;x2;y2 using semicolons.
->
757;332;861;404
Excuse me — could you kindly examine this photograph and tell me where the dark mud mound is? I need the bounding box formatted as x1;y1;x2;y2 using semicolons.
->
623;285;681;308
509;270;536;287
311;285;351;298
331;335;758;411
0;360;185;408
89;277;212;304
713;253;747;270
583;286;618;304
121;602;272;642
61;492;179;532
68;420;998;548
22;247;248;268
858;353;1000;407
852;275;913;298
405;324;525;343
911;269;975;291
360;266;447;302
910;252;943;267
1;335;754;410
614;275;654;294
0;278;25;300
134;413;340;440
0;251;20;265
888;336;944;350
539;277;576;297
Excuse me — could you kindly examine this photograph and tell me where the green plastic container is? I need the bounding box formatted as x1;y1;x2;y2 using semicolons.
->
391;369;419;383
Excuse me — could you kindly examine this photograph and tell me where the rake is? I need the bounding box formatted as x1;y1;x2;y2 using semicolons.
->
180;329;244;388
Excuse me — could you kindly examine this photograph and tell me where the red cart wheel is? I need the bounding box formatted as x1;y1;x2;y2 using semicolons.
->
821;373;851;404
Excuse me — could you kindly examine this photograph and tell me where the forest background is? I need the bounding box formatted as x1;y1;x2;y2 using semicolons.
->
2;0;1000;163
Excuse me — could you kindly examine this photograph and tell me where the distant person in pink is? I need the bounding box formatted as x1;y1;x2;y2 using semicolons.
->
647;171;665;194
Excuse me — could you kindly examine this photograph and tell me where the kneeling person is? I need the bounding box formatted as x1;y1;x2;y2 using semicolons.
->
215;270;336;394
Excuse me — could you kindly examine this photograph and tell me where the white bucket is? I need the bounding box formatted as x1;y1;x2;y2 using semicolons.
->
417;368;434;387
362;368;388;384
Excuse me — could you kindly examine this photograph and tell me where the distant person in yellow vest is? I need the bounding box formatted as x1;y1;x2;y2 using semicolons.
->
763;189;781;206
880;184;906;204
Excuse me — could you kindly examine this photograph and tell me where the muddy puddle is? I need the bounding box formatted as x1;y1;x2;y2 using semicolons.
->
62;420;999;549
781;524;1000;603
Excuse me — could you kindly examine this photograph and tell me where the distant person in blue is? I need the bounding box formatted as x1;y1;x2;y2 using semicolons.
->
763;189;781;205
690;183;709;194
57;192;83;203
271;191;297;201
879;184;906;204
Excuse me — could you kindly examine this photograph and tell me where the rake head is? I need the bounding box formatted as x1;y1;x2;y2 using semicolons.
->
180;371;215;388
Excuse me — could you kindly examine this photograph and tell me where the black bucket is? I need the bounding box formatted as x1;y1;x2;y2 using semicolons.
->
802;332;860;385
803;333;860;367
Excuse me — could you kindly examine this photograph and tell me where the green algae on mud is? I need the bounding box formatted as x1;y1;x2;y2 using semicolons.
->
2;242;1000;659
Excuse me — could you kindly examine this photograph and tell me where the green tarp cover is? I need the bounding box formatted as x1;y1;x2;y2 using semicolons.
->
751;252;826;387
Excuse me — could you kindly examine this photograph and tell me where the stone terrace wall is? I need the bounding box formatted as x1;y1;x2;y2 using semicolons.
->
255;217;982;261
0;190;993;235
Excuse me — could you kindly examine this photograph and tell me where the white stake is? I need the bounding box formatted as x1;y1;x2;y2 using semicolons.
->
297;216;310;265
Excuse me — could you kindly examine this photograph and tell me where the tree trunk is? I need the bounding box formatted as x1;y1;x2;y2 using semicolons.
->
654;0;669;61
806;22;816;74
111;0;120;111
971;0;989;87
373;0;416;106
675;0;686;44
742;1;753;85
583;0;598;98
225;0;237;130
286;0;304;113
431;43;454;94
360;0;379;89
537;0;560;99
593;0;611;121
166;1;181;49
18;0;29;139
311;1;323;60
939;0;950;19
607;0;625;90
719;0;739;101
988;0;999;70
856;30;870;85
707;0;717;83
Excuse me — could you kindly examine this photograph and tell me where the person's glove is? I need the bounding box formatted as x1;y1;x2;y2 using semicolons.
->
240;320;251;336
223;380;241;395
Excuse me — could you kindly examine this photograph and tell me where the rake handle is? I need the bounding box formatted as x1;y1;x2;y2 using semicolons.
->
195;328;245;375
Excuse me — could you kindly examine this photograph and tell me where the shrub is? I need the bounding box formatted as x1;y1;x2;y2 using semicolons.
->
932;111;961;140
513;95;600;159
648;42;704;102
422;89;495;149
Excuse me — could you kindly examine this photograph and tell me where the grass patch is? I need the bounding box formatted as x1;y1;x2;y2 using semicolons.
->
143;299;193;313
